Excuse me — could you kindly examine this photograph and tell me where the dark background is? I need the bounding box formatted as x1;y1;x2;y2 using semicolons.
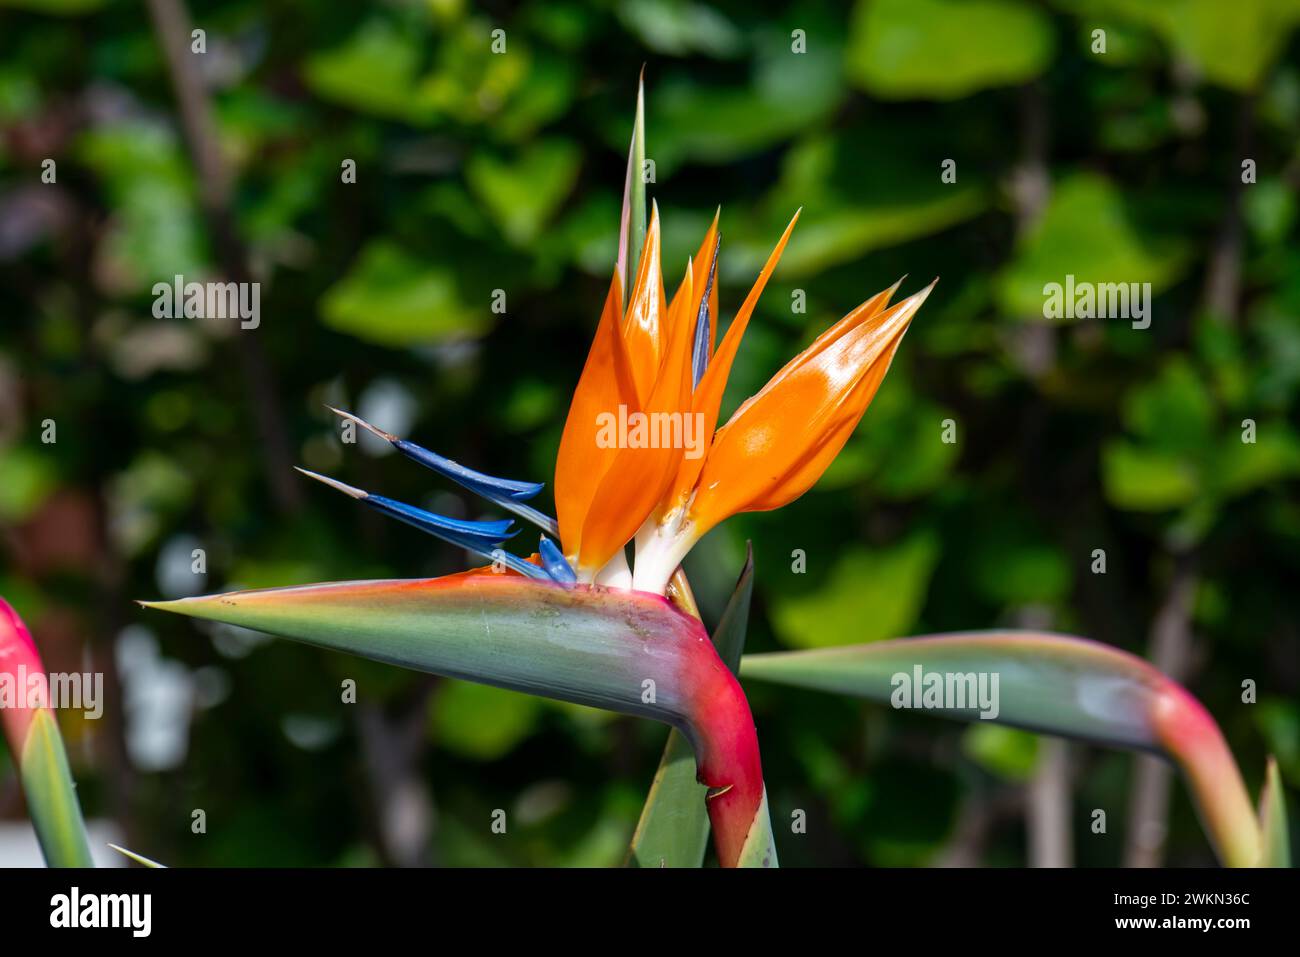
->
1;0;1297;866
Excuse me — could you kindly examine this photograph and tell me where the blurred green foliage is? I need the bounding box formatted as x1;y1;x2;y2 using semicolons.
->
0;0;1296;866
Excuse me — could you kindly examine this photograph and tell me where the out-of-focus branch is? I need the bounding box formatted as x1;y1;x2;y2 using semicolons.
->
1203;96;1256;324
1007;82;1072;866
1006;80;1055;377
356;686;437;867
145;0;301;513
1028;739;1073;867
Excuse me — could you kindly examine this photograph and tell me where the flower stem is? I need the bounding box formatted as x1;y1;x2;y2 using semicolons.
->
1150;678;1261;867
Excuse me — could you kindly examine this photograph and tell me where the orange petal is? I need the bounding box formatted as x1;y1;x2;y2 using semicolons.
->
554;272;637;557
578;259;696;572
687;281;934;536
621;204;666;404
657;210;800;518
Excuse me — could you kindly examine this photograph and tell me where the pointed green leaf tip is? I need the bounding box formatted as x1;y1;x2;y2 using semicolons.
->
108;843;167;868
1257;758;1291;867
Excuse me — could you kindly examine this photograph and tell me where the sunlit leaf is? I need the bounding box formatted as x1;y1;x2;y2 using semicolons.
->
320;240;489;346
466;140;582;246
1065;0;1300;92
847;0;1054;100
770;533;938;648
997;173;1188;319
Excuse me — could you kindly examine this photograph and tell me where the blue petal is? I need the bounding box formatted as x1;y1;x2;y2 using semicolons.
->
690;235;720;389
392;439;543;502
392;439;560;537
365;494;515;548
537;536;577;583
295;467;555;583
367;496;550;581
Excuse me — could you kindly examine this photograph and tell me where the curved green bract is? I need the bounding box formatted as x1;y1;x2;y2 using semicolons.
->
145;576;709;731
21;709;94;868
741;631;1263;868
743;631;1172;750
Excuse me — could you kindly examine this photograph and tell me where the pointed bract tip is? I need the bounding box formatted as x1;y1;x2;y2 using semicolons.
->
325;406;395;442
295;466;367;500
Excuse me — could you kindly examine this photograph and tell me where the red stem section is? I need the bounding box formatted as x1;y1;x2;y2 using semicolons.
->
0;598;44;757
1150;677;1260;867
680;636;765;868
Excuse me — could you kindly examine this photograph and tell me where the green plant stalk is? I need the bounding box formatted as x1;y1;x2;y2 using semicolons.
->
0;598;94;867
743;631;1262;867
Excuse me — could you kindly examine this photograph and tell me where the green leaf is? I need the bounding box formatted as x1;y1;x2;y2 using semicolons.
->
21;709;93;868
1102;441;1200;511
1123;358;1215;455
466;139;582;246
962;724;1041;781
770;532;938;648
1068;0;1300;92
1257;757;1291;867
997;173;1188;318
726;134;986;280
301;19;431;124
0;0;107;14
320;240;489;346
0;447;57;522
625;721;707;868
627;546;754;868
742;630;1262;866
616;0;744;58
430;680;542;761
847;0;1055;100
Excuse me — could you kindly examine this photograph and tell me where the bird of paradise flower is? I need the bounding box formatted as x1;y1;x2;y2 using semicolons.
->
4;80;1286;870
